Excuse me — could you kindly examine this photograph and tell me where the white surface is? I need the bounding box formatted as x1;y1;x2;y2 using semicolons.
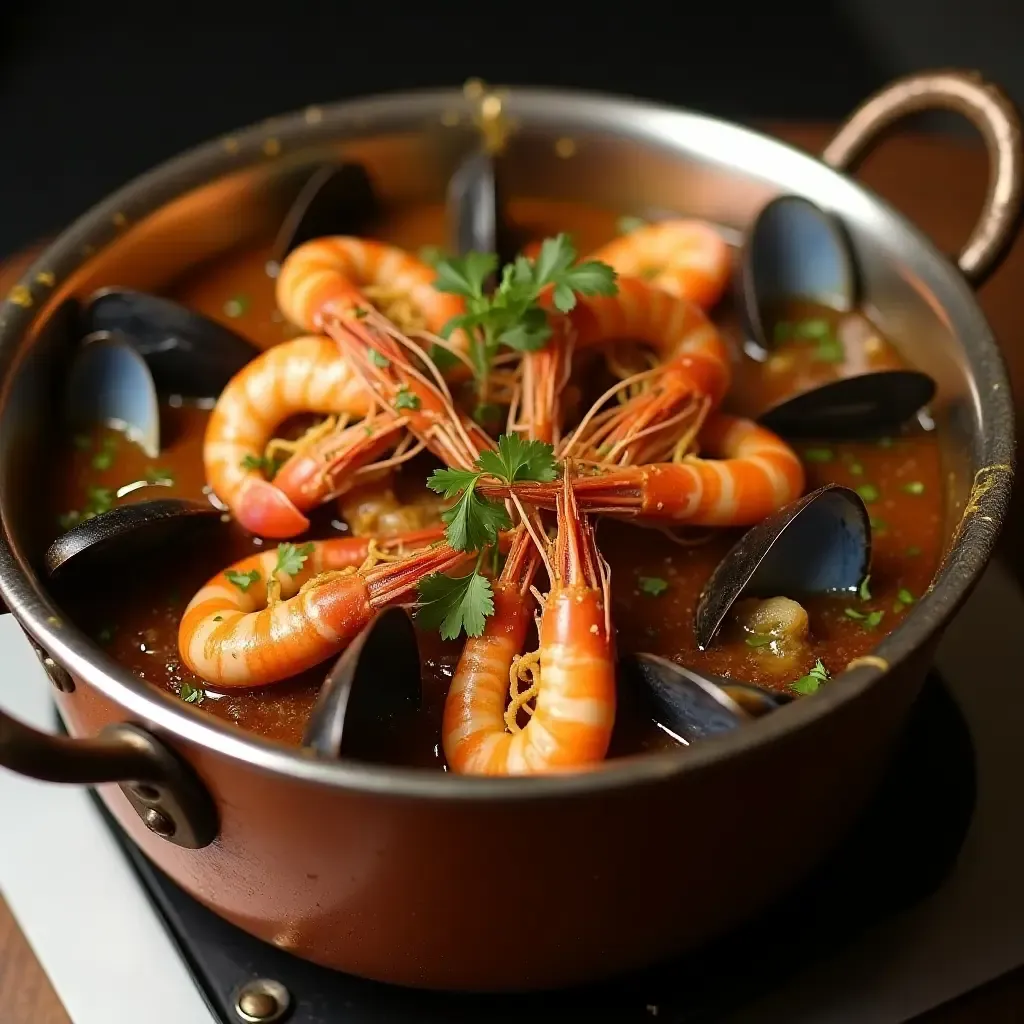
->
0;614;216;1024
0;565;1023;1023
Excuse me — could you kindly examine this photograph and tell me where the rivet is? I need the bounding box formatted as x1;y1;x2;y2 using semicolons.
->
143;807;176;838
234;979;291;1022
132;783;161;802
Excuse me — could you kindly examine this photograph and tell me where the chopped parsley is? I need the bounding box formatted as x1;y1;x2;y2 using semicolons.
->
844;607;865;621
179;681;205;705
848;461;865;477
858;575;872;601
225;568;260;591
434;234;617;401
223;294;250;318
893;587;916;613
240;452;284;479
91;435;118;470
393;387;421;411
791;659;829;695
745;633;775;648
638;576;669;597
902;480;925;495
369;348;391;368
856;483;880;503
846;606;883;629
275;541;314;577
802;448;834;463
776;318;845;362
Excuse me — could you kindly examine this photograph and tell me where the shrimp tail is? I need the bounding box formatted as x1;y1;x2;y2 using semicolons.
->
233;476;311;538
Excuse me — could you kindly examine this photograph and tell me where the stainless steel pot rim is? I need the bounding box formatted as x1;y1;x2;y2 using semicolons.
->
0;86;1013;800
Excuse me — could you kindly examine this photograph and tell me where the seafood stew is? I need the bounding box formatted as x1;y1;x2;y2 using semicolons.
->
46;194;943;773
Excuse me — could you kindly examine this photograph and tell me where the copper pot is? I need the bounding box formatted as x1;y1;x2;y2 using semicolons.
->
0;71;1018;991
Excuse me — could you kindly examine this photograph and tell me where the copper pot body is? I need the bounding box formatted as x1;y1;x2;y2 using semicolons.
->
0;77;1016;990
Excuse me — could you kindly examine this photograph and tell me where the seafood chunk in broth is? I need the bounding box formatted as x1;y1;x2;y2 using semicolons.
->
48;157;943;775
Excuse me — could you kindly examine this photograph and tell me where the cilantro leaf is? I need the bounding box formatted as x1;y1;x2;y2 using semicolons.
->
475;434;558;484
496;305;552;351
394;387;421;411
369;348;390;368
639;576;670;597
275;541;315;577
179;681;205;705
225;568;260;591
442;486;511;552
433;251;498;299
427;467;481;499
791;659;830;695
416;569;495;640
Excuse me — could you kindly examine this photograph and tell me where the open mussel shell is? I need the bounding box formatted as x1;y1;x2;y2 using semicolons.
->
45;498;222;580
65;332;160;457
82;288;259;399
302;606;422;760
758;369;936;440
270;162;381;268
739;195;856;356
694;484;871;650
622;653;791;744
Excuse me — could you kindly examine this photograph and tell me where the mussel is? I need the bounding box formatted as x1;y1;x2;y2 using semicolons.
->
302;607;422;760
694;484;871;650
44;498;222;581
758;369;937;440
739;194;857;358
81;288;259;400
621;653;792;744
65;332;161;458
270;161;381;268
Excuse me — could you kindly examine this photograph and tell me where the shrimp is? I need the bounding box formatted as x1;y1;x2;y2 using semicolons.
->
481;414;805;526
204;335;403;538
588;219;732;310
275;236;464;337
444;474;616;775
178;527;453;688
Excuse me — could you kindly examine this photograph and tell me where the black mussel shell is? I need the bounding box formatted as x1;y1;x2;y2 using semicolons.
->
447;148;519;269
302;606;422;761
82;288;259;399
622;653;790;744
695;484;871;649
270;162;381;268
45;499;222;580
759;370;936;440
740;194;856;355
65;332;161;457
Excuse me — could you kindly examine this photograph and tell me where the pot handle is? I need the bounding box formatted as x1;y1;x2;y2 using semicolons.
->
0;701;219;850
822;69;1024;288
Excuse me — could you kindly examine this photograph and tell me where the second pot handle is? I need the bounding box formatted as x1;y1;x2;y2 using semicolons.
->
822;69;1024;288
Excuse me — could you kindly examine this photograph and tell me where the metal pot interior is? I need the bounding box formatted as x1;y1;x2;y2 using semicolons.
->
0;87;1009;784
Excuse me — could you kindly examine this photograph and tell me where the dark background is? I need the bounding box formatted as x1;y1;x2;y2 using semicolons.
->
1;0;1021;257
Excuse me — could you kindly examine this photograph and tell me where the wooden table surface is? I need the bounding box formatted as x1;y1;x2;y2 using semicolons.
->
2;122;1024;1022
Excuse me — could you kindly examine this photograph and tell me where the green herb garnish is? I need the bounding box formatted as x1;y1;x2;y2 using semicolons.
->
791;659;829;695
223;294;249;318
870;516;888;533
434;234;618;401
813;335;845;363
369;348;391;369
91;436;117;470
418;245;447;268
394;387;421;411
616;215;647;235
865;610;884;629
476;433;560;485
844;607;866;620
145;466;175;485
793;319;830;339
856;483;880;503
275;541;315;577
225;568;260;592
858;575;872;601
902;480;925;495
415;555;495;641
745;633;775;648
240;452;284;479
802;448;834;463
848;461;865;477
639;576;669;597
179;681;205;705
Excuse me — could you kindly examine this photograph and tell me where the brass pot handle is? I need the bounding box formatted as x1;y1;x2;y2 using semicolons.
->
0;696;218;850
822;69;1024;288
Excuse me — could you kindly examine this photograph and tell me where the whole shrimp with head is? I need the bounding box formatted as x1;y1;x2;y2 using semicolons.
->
204;239;463;538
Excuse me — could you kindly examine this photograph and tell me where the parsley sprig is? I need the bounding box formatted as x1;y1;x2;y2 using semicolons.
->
416;435;558;640
434;234;617;414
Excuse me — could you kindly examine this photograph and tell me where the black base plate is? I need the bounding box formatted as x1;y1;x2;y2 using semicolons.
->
90;673;975;1023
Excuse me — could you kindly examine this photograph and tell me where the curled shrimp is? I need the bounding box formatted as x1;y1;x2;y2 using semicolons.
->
588;219;732;310
204;335;404;538
275;236;464;337
443;473;616;775
481;414;805;526
178;527;454;688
